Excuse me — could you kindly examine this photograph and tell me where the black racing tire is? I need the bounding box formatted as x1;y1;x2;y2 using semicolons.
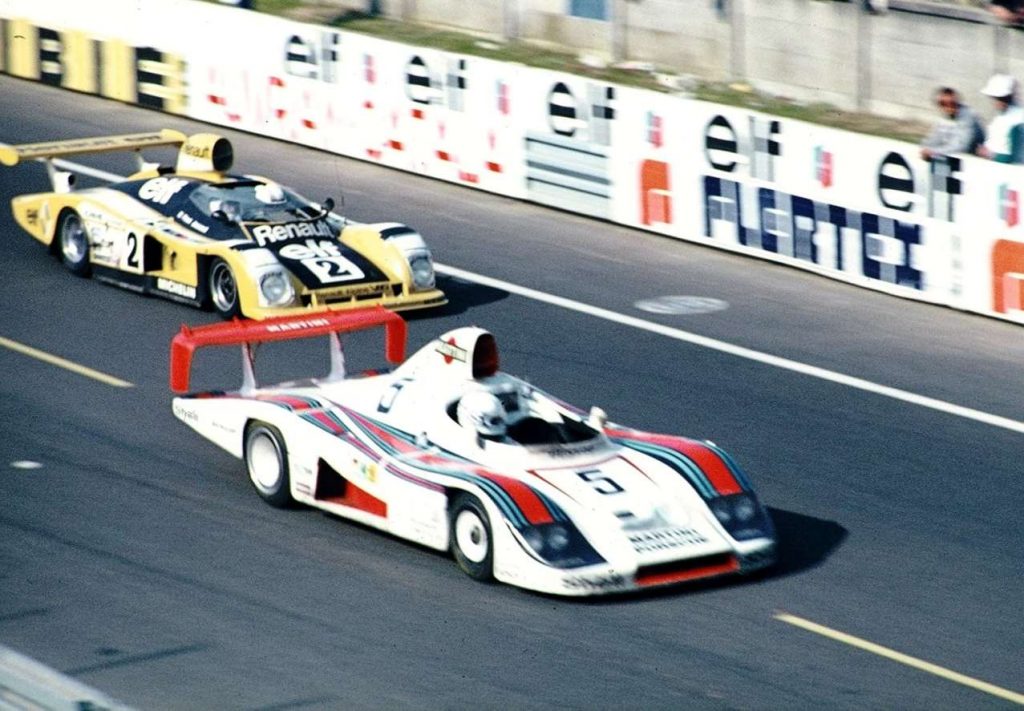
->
243;422;293;508
57;210;91;277
208;257;242;319
449;493;494;581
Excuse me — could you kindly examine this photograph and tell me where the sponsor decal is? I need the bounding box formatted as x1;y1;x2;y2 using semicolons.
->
266;318;330;333
249;219;333;246
436;337;466;364
139;177;188;205
704;176;924;290
316;282;388;298
628;527;708;554
927;154;961;221
173;404;199;423
991;239;1024;314
275;238;367;285
538;442;600;458
563;572;626;591
814;145;833;188
525;80;615;219
353;459;378;483
646;111;662;148
25;208;39;226
704;114;780;181
156;277;197;300
1000;183;1019;228
175;210;209;234
639;159;671;226
182;143;210;159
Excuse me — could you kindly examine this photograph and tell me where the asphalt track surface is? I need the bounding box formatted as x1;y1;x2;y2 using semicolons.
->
1;76;1022;710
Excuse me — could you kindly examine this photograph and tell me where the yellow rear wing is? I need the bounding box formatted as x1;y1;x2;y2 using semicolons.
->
0;129;187;167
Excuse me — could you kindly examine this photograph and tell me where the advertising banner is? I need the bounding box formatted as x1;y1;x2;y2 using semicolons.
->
0;0;1018;325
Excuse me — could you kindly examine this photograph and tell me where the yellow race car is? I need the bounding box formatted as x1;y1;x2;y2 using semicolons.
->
0;130;446;319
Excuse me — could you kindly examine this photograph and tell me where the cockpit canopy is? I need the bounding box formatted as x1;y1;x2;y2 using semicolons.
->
190;180;320;224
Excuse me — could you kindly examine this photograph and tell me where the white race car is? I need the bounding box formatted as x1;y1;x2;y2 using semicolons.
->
171;309;776;596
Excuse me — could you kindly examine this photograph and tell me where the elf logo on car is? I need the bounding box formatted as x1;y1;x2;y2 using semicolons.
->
277;238;365;284
251;220;333;246
138;177;188;205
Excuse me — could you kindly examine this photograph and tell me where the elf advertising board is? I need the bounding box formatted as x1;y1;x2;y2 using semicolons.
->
0;0;1019;324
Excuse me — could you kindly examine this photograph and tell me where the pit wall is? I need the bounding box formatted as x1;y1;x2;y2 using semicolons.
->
2;0;1023;324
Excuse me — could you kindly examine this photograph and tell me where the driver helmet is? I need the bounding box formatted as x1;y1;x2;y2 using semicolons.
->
458;389;508;439
254;182;286;205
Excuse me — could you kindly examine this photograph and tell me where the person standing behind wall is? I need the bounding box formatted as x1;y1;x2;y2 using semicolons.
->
920;88;985;161
977;74;1024;164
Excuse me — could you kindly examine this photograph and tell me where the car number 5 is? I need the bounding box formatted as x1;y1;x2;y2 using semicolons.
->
577;469;624;495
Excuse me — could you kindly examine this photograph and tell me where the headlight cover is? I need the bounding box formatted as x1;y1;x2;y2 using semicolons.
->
518;522;604;569
408;252;436;290
259;271;295;306
709;493;773;541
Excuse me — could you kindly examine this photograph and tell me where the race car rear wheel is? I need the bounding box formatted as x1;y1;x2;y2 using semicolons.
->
57;210;90;277
244;422;293;508
208;258;241;319
449;493;494;581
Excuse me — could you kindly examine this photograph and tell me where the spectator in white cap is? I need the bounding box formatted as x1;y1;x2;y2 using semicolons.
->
978;73;1024;164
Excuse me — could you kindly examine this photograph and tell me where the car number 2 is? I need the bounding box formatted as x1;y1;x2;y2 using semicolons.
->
304;255;365;284
577;469;624;495
116;230;142;273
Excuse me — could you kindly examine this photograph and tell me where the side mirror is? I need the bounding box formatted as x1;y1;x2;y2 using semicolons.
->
587;406;607;429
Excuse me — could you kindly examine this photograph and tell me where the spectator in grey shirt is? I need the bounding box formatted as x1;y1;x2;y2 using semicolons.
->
920;87;985;161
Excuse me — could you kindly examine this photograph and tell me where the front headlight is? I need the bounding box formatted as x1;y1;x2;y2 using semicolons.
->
408;252;435;290
709;493;773;541
518;522;604;569
259;271;294;306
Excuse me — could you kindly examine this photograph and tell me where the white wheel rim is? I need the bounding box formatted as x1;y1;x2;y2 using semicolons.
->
61;217;87;263
455;509;489;563
210;262;237;312
248;432;282;493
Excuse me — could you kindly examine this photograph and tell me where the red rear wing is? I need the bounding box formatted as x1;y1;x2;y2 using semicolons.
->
170;307;407;393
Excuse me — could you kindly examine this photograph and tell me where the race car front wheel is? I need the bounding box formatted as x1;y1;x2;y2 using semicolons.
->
449;493;494;581
244;422;293;508
57;210;91;277
208;258;241;319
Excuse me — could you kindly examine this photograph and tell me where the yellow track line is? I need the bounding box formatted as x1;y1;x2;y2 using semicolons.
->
775;612;1024;705
0;336;133;388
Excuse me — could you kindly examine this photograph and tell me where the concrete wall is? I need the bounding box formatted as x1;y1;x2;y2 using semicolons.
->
621;0;729;80
868;10;1001;119
369;0;1017;124
742;0;860;110
406;0;505;35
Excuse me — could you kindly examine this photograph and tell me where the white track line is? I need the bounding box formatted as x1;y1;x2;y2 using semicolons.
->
434;264;1024;436
775;613;1024;705
50;159;1024;435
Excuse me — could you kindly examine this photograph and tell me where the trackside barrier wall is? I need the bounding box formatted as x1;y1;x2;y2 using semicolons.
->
2;0;1024;324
